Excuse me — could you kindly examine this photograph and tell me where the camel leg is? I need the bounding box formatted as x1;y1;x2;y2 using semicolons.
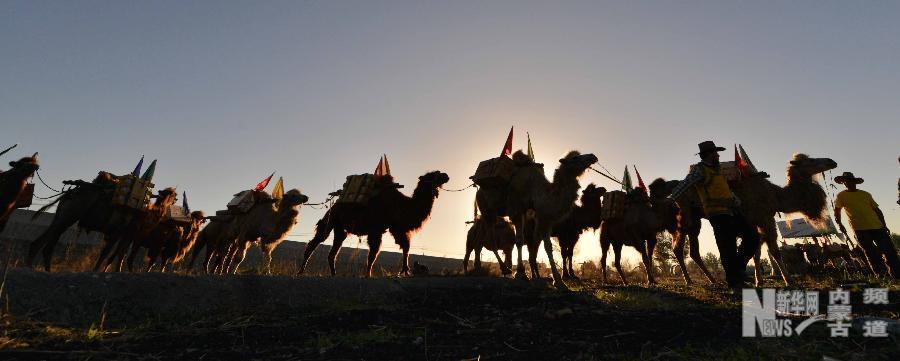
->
673;230;691;284
93;239;117;272
260;245;274;275
491;249;508;274
613;242;627;286
109;234;135;273
687;233;716;284
392;230;412;277
327;229;348;276
28;221;73;271
228;241;249;274
759;223;791;286
513;215;528;280
752;249;764;287
537;224;565;289
503;249;513;275
205;244;221;274
125;240;144;273
220;242;239;274
643;238;657;286
366;232;384;278
527;238;540;279
145;247;159;272
299;218;334;275
463;245;472;274
599;228;610;283
474;245;483;271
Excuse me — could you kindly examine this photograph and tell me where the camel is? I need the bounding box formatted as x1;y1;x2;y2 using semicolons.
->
189;216;236;274
221;189;308;274
550;184;606;279
599;189;666;285
299;171;450;277
648;179;718;285
27;172;129;271
95;187;179;272
129;210;206;272
187;190;288;274
463;215;515;275
0;153;39;233
670;154;837;286
733;154;837;286
478;150;597;289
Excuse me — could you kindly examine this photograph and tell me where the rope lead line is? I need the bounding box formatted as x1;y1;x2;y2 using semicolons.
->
440;183;475;192
589;167;623;185
36;170;61;193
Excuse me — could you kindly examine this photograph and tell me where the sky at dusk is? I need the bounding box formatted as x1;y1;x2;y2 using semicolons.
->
3;1;899;265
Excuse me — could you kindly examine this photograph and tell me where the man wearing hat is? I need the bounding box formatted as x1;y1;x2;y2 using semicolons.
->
833;171;899;278
670;141;761;289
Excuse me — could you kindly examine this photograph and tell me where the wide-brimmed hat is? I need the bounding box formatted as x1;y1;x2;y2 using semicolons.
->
834;171;864;185
696;141;726;155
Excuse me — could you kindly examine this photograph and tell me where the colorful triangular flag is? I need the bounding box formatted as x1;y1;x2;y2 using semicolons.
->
735;145;750;178
132;155;144;177
374;156;385;176
141;159;157;182
501;126;513;157
633;165;647;194
182;191;190;214
622;166;633;192
382;154;391;176
526;132;535;161
272;177;284;200
254;172;275;191
738;144;758;174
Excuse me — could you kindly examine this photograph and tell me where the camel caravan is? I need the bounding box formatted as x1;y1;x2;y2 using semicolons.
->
1;131;898;290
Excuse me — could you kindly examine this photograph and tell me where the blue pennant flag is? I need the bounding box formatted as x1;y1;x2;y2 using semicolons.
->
132;155;144;177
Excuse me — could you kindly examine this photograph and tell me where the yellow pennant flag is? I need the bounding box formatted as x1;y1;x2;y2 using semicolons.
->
526;132;535;161
272;177;284;200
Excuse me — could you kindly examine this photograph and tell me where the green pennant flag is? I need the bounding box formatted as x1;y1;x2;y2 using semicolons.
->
622;166;633;192
141;159;157;182
526;132;535;161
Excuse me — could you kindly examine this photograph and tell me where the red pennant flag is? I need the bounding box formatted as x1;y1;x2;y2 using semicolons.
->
735;144;750;178
500;126;513;157
254;172;275;191
374;156;385;176
633;165;647;194
382;154;391;176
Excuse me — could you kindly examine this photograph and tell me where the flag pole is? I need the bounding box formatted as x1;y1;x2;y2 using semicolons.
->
0;144;18;158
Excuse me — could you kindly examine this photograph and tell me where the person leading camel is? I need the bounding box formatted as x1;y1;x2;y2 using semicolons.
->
669;141;761;289
833;171;899;278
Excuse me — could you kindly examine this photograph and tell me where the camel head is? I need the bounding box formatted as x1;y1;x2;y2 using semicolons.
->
580;183;606;208
647;178;672;199
419;171;450;189
558;151;598;176
787;154;837;180
281;189;310;207
8;153;39;175
151;187;178;208
190;210;207;227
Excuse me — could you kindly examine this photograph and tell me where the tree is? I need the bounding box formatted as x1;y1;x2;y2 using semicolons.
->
654;233;674;276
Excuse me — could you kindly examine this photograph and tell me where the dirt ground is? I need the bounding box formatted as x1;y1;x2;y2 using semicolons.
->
1;268;898;360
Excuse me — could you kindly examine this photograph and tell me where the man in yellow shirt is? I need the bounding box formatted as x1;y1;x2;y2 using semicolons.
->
833;172;899;278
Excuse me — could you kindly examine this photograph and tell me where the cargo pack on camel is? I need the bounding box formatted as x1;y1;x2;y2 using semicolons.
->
470;156;515;188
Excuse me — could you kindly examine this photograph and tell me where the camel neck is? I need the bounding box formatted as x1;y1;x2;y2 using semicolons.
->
778;172;827;220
